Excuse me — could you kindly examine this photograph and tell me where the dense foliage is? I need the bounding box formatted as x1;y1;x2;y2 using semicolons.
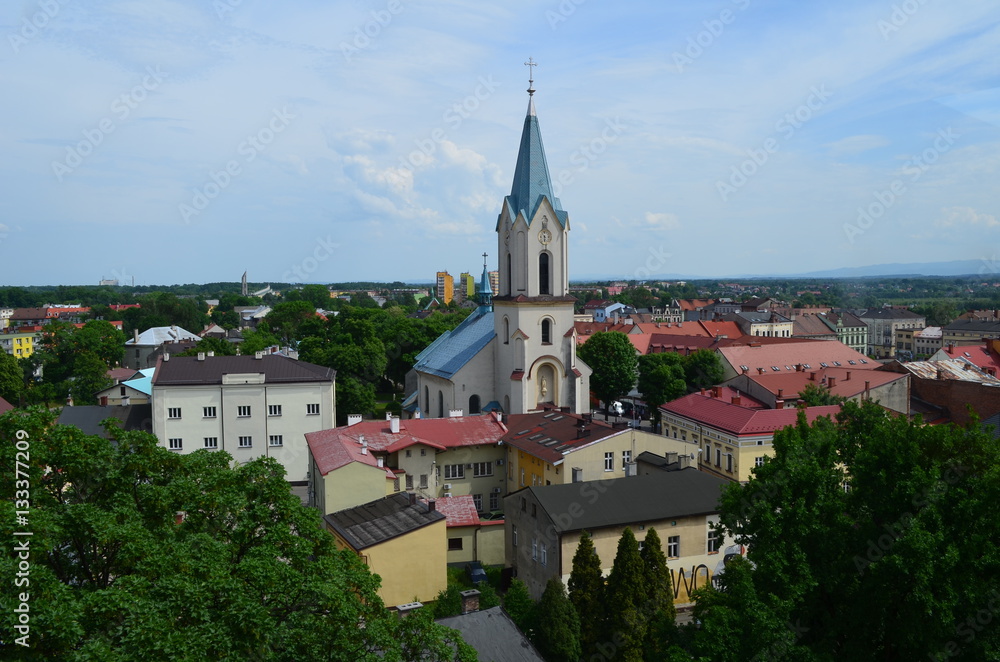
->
578;332;638;415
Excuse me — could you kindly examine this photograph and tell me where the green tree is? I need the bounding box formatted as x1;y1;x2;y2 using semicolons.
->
0;351;22;404
796;381;846;406
69;351;114;406
503;578;536;635
603;528;646;662
681;349;724;391
0;408;475;661
288;284;333;309
262;300;317;342
568;531;605;659
73;320;126;368
637;353;687;423
239;328;281;355
578;332;638;416
639;528;678;660
336;376;376;425
177;336;238;357
700;401;1000;660
533;578;581;662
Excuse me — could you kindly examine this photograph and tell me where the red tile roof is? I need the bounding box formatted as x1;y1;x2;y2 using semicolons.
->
742;367;906;400
936;343;1000;372
660;392;841;436
306;414;507;476
428;495;481;527
502;411;624;464
0;396;14;415
718;339;877;376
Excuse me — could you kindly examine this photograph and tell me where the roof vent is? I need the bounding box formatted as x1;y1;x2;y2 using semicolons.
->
255;351;264;359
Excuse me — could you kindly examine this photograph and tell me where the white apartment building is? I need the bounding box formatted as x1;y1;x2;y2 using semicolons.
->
151;353;336;484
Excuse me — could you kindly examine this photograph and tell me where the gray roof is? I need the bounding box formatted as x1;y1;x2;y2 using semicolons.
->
854;308;924;320
413;307;495;379
125;326;201;346
152;354;334;386
323;492;445;550
57;404;153;439
437;607;545;662
944;319;1000;333
526;471;728;533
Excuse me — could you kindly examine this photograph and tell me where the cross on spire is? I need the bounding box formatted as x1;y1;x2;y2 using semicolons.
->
525;57;537;96
482;252;488;269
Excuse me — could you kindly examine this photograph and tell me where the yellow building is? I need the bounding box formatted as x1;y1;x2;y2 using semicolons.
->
435;271;454;305
505;471;741;602
306;424;402;515
660;389;841;483
323;492;447;607
0;331;35;358
502;410;697;492
434;495;506;566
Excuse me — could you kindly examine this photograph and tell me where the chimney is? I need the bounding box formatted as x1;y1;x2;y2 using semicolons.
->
428;499;437;511
572;467;583;483
777;388;784;399
254;351;264;360
775;399;785;409
809;371;817;381
865;380;871;394
449;409;463;418
207;351;214;357
99;395;108;406
348;414;363;426
846;371;851;381
827;377;836;388
731;394;742;406
742;366;749;375
197;352;206;361
758;367;765;375
174;511;186;526
678;454;692;470
163;352;170;361
460;589;481;615
390;416;400;433
712;386;722;398
133;328;139;343
625;462;637;477
395;602;423;618
414;409;421;419
386;412;393;421
377;456;384;468
359;436;367;455
66;395;73;407
666;451;678;464
936;368;945;380
700;387;706;396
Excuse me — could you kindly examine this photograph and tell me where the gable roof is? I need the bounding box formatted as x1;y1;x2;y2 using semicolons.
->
527;471;728;533
125;325;201;346
56;404;153;439
660;392;840;436
437;607;545;662
306;414;507;476
323;492;445;550
501;411;624;464
718;339;877;376
734;367;907;401
152;354;334;386
413;307;495;379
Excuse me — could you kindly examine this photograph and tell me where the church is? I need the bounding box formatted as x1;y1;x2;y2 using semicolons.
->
403;70;592;418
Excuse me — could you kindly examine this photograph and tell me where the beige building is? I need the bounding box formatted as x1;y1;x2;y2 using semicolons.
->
435;495;506;566
151;353;336;485
324;492;447;606
504;472;739;602
660;391;841;483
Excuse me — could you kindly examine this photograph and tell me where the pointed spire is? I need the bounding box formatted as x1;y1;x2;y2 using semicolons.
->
506;59;567;226
477;252;493;309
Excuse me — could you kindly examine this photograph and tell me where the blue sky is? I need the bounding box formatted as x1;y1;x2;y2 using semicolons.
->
2;0;999;286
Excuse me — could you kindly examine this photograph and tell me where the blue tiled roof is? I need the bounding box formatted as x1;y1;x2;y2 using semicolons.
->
505;102;568;227
413;308;495;379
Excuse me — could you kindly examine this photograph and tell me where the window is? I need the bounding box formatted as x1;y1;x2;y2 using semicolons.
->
168;407;182;419
269;435;283;447
203;406;216;418
520;497;526;512
168;438;182;451
512;525;517;547
473;494;483;511
622;450;632;470
604;452;614;472
541;319;551;344
418;474;427;489
406;474;413;490
120;386;126;396
667;535;680;558
268;404;282;416
473;462;493;477
448;538;463;551
306;403;320;415
204;437;218;449
541;544;548;566
531;503;537;518
708;528;721;554
238;405;251;418
716;449;721;467
726;453;733;473
755;456;765;467
469;394;481;414
405;450;411;458
444;464;465;480
238;436;252;448
489;492;499;511
520;468;525;486
539;252;550;295
420;449;426;456
532;538;538;561
393;477;400;492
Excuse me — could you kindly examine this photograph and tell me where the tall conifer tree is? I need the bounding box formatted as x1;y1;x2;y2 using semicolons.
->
568;531;604;658
604;528;647;662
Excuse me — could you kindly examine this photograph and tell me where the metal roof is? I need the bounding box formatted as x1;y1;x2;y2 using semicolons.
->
412;307;495;379
504;99;568;227
323;492;445;550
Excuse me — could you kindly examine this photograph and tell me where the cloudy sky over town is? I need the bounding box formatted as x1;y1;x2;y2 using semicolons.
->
2;0;999;286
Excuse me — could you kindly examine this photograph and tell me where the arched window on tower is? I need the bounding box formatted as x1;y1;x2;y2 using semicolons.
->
539;252;551;295
469;394;481;414
504;317;510;345
541;319;551;345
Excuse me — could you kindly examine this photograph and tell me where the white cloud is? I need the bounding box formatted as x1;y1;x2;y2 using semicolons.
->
826;135;890;155
935;206;999;228
643;212;681;230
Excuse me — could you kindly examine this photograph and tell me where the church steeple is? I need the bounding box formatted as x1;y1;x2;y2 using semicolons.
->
477;253;493;309
504;61;568;228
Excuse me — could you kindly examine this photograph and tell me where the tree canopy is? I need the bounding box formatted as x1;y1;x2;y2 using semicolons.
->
578;332;638;415
0;408;476;661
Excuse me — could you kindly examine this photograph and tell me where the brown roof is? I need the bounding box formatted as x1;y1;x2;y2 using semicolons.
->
502;411;624;464
152;354;334;385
